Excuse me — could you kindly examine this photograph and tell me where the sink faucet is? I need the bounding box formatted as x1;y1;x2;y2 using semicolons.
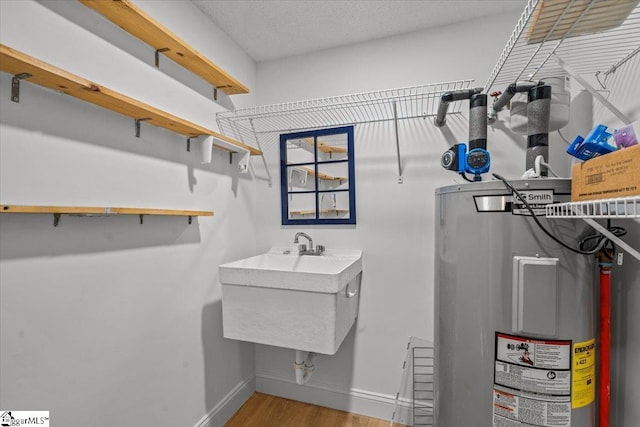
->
293;232;324;255
294;232;314;252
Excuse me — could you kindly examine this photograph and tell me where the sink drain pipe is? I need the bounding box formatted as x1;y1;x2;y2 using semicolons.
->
294;350;316;385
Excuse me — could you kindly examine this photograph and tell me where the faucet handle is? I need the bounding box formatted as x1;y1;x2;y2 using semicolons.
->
298;244;307;253
316;245;325;254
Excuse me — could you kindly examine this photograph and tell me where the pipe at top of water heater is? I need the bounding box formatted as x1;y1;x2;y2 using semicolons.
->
526;85;552;176
434;87;483;127
488;81;543;121
469;93;487;150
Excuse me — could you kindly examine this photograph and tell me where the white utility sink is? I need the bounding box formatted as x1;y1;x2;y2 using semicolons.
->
220;247;363;355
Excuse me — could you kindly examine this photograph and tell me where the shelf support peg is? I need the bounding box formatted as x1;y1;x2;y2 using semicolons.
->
154;48;170;68
134;118;151;138
11;73;32;103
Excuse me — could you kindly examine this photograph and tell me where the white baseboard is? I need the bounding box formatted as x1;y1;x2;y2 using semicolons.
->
256;373;397;422
194;376;256;427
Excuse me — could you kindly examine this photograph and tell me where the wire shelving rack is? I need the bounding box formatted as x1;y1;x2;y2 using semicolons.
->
546;196;640;261
217;80;473;141
484;0;640;93
217;80;474;184
546;196;640;219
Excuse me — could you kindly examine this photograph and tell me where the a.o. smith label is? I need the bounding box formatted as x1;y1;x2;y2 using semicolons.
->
512;190;556;216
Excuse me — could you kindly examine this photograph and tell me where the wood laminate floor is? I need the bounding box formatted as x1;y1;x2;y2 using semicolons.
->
225;392;391;427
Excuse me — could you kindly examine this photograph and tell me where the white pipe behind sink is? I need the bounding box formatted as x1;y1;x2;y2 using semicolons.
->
294;350;316;385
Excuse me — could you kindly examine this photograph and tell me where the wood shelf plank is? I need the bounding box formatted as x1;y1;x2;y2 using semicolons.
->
78;0;249;95
290;209;349;216
1;205;213;217
526;1;638;44
289;165;347;182
297;138;348;154
0;44;261;156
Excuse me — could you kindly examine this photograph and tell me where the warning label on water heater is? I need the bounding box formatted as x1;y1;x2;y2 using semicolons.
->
572;339;596;409
493;333;572;427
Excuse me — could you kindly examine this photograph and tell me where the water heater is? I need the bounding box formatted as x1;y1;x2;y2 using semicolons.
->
434;179;596;426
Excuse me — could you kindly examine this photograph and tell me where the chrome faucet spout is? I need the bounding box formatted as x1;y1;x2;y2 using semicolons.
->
293;232;314;252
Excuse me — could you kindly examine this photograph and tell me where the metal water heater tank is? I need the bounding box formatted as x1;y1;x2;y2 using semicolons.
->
434;179;596;426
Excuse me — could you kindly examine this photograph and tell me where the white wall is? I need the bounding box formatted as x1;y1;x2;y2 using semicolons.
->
0;1;257;426
252;10;536;419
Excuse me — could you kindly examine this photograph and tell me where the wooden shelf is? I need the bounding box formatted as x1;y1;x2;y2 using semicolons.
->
0;44;261;156
526;0;638;44
288;165;347;182
78;0;249;96
298;138;348;154
290;209;349;216
317;141;347;154
302;166;347;182
1;205;213;226
1;205;213;216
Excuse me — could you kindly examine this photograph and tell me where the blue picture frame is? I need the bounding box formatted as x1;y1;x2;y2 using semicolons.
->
280;126;356;225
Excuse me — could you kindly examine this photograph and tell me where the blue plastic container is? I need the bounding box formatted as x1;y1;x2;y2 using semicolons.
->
567;124;616;160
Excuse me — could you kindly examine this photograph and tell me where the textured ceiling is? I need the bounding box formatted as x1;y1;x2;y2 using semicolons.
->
191;0;527;62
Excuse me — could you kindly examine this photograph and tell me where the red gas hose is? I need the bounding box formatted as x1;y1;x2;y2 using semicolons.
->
599;263;612;427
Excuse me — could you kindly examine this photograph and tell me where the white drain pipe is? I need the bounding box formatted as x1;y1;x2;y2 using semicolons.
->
294;350;316;385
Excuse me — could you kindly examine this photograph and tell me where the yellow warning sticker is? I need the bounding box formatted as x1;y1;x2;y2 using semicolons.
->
572;338;596;409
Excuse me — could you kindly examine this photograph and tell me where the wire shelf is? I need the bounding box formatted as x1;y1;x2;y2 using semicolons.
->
216;80;473;147
485;0;640;92
545;196;640;218
392;337;434;427
412;346;434;427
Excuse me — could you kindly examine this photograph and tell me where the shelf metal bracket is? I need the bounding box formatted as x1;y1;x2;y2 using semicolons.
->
11;73;32;103
187;136;194;152
393;101;403;184
232;149;250;173
139;214;144;225
554;54;632;125
188;215;193;225
583;218;640;261
53;213;61;227
134;118;151;138
213;85;231;101
154;48;170;68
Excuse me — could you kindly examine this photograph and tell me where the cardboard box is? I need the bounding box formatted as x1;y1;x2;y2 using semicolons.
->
571;144;640;201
